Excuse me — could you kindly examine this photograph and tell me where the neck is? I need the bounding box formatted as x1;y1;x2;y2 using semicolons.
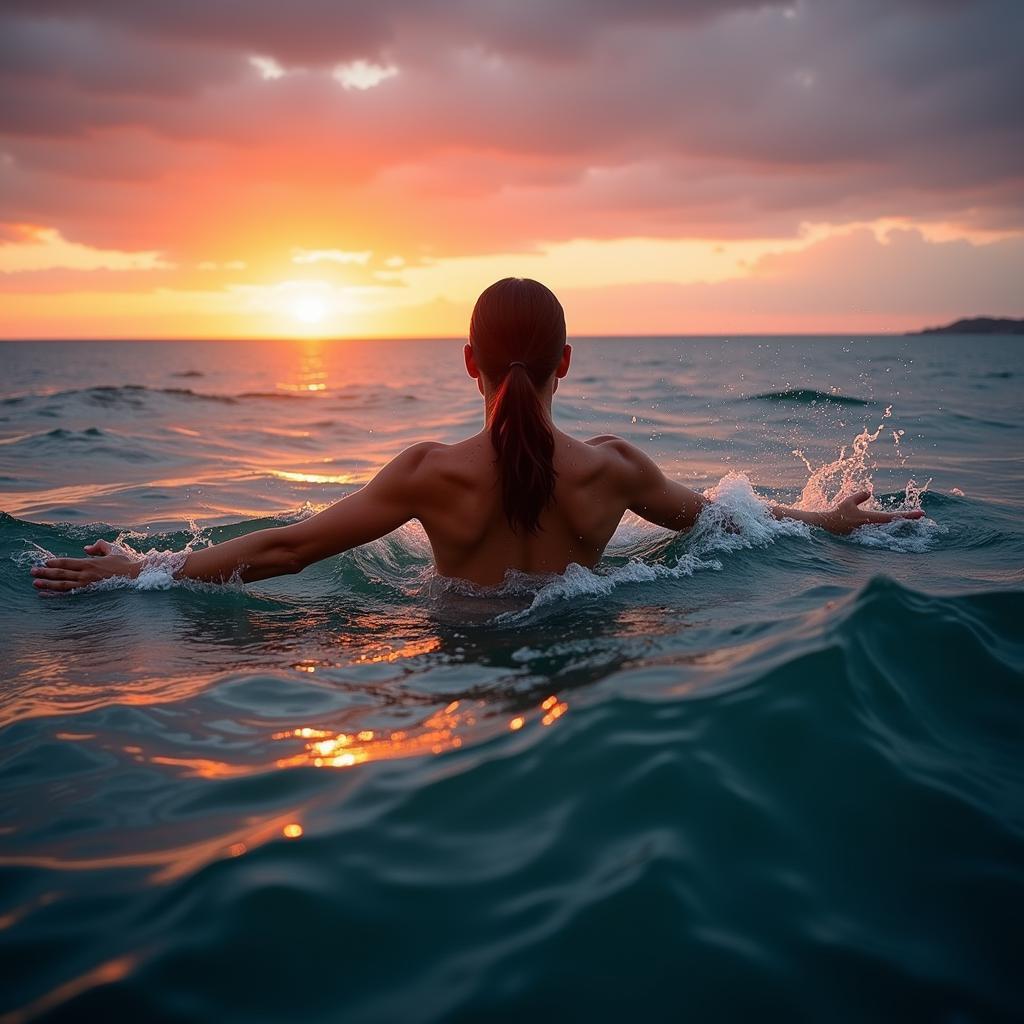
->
481;378;555;427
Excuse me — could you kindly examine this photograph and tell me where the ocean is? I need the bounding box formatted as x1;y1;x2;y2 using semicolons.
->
1;336;1022;1022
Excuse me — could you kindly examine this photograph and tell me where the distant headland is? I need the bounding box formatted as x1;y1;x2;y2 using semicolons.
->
907;316;1024;335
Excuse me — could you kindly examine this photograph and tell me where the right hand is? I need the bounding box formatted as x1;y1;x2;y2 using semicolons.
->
30;539;141;593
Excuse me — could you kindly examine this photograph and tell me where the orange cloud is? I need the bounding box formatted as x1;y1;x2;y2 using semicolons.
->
0;223;173;273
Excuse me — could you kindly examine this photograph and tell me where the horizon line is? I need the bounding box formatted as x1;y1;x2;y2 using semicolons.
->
0;331;946;343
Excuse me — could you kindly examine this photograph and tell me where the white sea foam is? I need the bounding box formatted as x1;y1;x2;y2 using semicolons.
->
492;555;720;624
15;542;58;570
511;646;545;663
845;518;946;553
695;472;812;552
100;524;209;590
130;548;191;589
20;524;225;594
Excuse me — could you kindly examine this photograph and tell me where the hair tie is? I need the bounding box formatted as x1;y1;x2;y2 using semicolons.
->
508;360;527;370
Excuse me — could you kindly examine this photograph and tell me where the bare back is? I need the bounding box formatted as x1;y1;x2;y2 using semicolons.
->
413;431;637;585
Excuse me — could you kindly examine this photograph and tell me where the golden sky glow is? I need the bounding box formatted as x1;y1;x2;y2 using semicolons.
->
1;2;1021;338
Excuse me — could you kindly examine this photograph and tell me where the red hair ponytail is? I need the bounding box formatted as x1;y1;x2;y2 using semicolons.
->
469;278;566;534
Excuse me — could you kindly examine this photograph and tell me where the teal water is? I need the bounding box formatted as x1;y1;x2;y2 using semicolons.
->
1;337;1022;1022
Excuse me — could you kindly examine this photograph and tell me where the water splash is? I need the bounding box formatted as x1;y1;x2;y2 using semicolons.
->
792;406;930;512
698;472;811;551
89;520;209;590
17;521;226;592
489;556;718;624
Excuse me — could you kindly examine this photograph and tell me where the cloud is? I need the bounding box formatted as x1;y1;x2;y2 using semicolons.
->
249;55;285;81
0;224;173;272
557;228;1024;333
0;1;764;66
291;248;373;265
0;0;1020;334
332;60;398;91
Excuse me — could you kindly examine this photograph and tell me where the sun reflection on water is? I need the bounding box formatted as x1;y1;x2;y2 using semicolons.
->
274;692;568;771
268;469;357;484
276;341;330;394
273;699;473;769
355;637;442;664
0;692;571;895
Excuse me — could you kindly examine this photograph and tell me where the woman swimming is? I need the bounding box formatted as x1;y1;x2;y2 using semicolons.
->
29;278;923;593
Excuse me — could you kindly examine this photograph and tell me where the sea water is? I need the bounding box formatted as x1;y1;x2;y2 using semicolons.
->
1;337;1021;1021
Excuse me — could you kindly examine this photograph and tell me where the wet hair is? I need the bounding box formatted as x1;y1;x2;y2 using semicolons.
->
469;277;567;534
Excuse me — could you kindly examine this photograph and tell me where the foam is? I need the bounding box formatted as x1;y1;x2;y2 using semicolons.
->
475;475;831;624
20;525;226;594
695;472;812;553
492;556;720;624
132;548;191;589
845;517;946;553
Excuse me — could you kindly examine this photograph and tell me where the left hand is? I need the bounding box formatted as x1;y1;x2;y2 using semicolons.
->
823;489;925;535
30;539;141;593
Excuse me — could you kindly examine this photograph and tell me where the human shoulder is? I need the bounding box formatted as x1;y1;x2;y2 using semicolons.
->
378;440;442;476
399;440;447;466
584;434;652;471
370;442;446;493
390;437;487;489
387;438;488;519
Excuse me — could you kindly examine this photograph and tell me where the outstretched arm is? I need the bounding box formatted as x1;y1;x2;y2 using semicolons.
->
768;489;923;533
599;437;923;535
31;444;436;593
593;437;710;532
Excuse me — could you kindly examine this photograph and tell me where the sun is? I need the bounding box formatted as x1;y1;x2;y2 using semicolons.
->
291;295;328;326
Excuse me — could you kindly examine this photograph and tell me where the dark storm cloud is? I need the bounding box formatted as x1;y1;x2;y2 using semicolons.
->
0;0;765;64
0;0;1020;255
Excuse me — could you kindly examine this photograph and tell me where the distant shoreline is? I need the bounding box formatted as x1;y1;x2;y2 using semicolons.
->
906;316;1024;336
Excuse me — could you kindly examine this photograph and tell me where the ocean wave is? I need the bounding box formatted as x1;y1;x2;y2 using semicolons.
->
236;391;313;401
747;388;871;405
0;383;321;408
0;425;163;462
413;474;941;624
1;383;429;413
845;516;946;552
4;384;241;406
432;556;719;625
948;410;1019;429
1;579;1020;1022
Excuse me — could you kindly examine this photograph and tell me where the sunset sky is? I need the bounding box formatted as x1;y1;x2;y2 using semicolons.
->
1;0;1021;338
